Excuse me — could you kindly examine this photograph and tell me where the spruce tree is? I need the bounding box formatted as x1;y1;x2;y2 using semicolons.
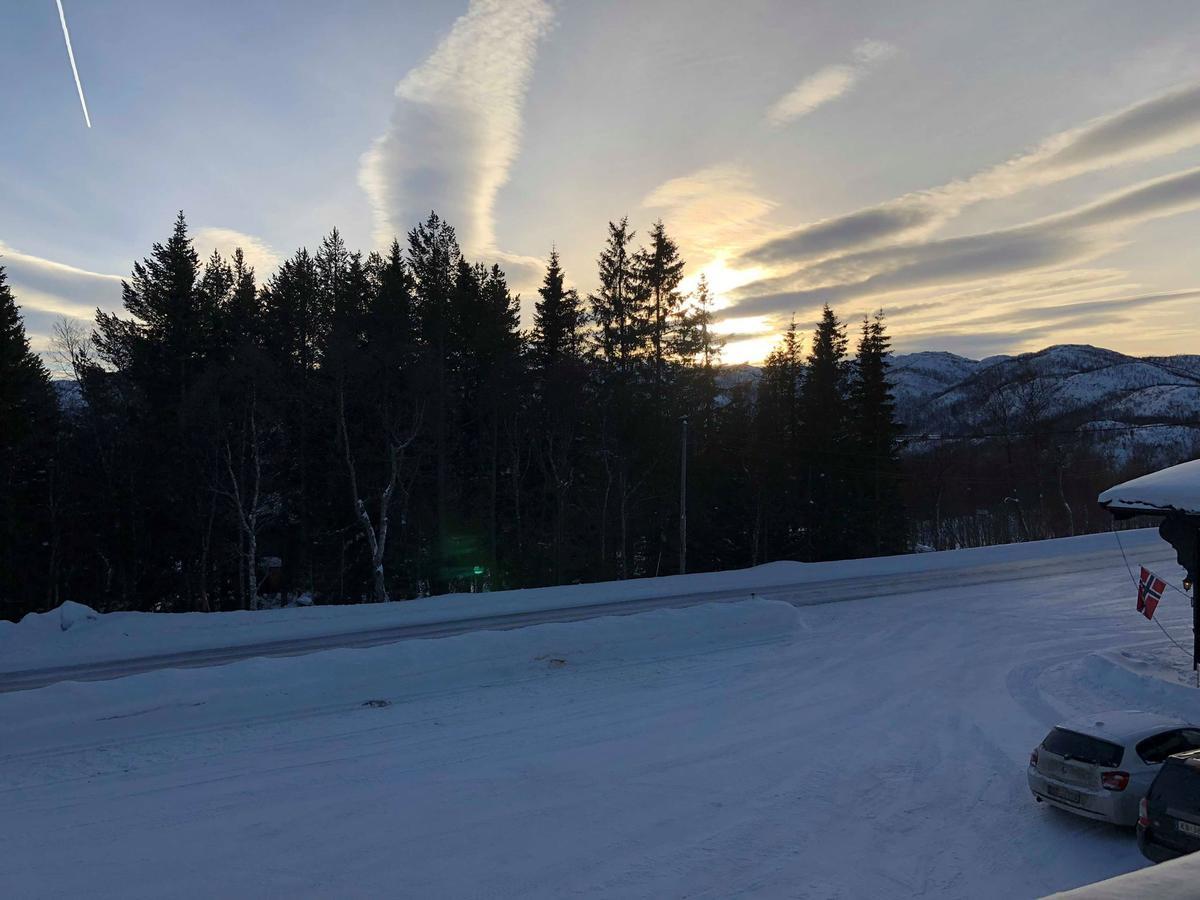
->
0;264;55;449
589;218;646;373
530;250;586;584
638;220;685;391
588;218;653;578
218;248;261;354
94;211;203;405
753;319;804;561
373;239;416;353
261;248;321;373
671;274;724;423
0;264;58;615
197;250;233;360
801;304;850;560
408;213;463;589
849;311;907;556
531;249;582;372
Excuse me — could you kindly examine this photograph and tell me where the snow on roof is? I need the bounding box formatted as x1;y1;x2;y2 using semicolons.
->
1060;709;1191;741
1098;458;1200;517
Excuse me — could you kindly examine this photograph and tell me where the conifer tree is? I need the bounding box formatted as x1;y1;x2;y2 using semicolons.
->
801;304;850;560
217;248;261;354
530;250;586;583
0;264;58;615
590;218;645;372
753;319;804;561
849;311;906;555
672;274;724;426
262;248;321;373
588;218;652;578
94;211;203;405
373;240;416;352
638;220;685;391
408;213;463;588
531;249;582;372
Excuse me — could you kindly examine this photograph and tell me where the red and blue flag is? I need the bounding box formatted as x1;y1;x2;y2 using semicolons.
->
1138;566;1166;620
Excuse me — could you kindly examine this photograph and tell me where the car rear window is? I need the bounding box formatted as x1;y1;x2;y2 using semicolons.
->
1042;728;1123;767
1151;759;1200;808
1137;729;1200;765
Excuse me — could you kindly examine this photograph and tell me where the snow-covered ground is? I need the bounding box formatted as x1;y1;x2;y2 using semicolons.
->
4;530;1198;898
0;530;1168;678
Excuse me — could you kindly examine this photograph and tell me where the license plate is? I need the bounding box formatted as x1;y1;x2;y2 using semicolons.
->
1176;819;1200;837
1047;784;1082;805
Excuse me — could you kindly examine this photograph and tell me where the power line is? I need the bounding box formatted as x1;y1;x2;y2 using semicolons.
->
1111;527;1192;660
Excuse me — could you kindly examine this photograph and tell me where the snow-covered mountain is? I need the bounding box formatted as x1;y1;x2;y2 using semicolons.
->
894;344;1200;430
717;343;1200;466
890;344;1200;467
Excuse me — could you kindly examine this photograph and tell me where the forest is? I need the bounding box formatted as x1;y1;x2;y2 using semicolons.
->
0;212;906;619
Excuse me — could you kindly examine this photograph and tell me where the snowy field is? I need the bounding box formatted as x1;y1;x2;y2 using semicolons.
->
4;530;1199;898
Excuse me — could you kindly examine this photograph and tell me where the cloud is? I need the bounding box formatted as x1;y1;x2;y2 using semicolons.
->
193;227;282;278
766;65;857;125
642;164;776;260
954;288;1200;329
766;39;896;127
732;165;1200;317
1036;82;1200;174
359;0;554;259
744;201;935;268
742;80;1200;270
0;241;125;360
0;240;123;318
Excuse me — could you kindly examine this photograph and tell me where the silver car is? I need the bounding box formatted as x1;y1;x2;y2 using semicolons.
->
1028;710;1200;826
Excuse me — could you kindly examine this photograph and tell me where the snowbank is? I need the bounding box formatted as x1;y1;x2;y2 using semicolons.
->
1049;851;1200;898
1076;649;1200;720
0;528;1170;676
0;600;798;757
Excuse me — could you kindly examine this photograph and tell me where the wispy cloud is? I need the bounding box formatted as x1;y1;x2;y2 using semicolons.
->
0;240;123;353
732;165;1200;317
743;80;1200;269
193;227;281;277
766;39;895;127
643;164;776;258
359;0;554;259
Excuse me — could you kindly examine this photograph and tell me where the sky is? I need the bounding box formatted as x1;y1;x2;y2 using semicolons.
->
5;0;1200;365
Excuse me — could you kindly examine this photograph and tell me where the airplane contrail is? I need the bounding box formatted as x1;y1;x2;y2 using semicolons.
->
55;0;91;128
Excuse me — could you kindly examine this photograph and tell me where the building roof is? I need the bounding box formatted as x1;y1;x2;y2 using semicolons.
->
1098;459;1200;517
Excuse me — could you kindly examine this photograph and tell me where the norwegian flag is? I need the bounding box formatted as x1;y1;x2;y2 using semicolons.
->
1138;566;1167;620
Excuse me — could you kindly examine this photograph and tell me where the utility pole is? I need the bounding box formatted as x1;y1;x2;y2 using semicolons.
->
679;415;688;575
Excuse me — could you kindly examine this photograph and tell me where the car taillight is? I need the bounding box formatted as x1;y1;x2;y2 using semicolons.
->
1101;771;1130;791
1030;748;1039;767
1139;796;1150;827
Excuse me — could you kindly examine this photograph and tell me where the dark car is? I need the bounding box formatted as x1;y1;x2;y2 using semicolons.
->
1138;748;1200;862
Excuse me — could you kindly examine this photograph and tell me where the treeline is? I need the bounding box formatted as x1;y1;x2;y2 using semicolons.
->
0;212;905;619
902;363;1184;550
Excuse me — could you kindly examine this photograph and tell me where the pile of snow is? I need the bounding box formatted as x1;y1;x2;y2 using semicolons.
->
0;600;100;638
